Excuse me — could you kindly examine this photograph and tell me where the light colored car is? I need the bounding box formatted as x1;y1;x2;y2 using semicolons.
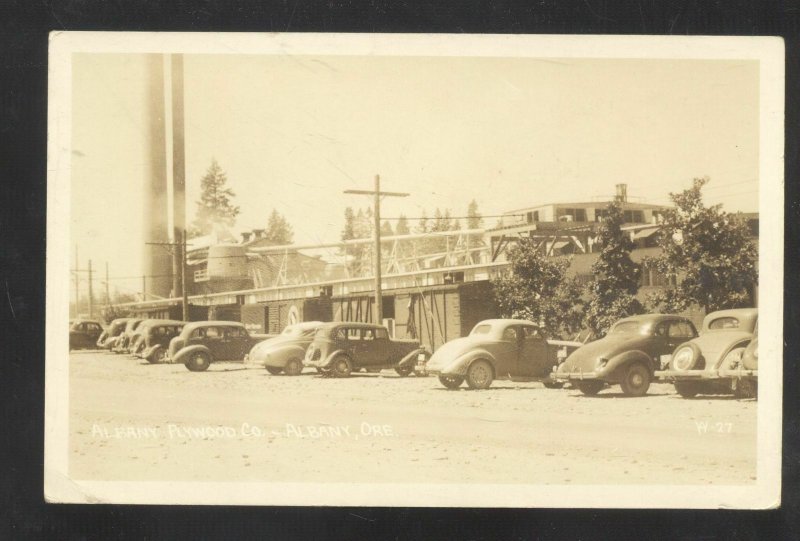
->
420;319;584;390
555;314;698;396
247;321;325;375
656;308;758;398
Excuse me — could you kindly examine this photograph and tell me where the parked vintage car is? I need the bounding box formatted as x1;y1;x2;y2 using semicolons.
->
419;319;584;390
136;320;186;363
96;317;134;349
168;321;271;371
655;308;758;399
69;319;105;350
555;314;698;396
112;318;144;353
303;322;427;377
246;321;325;375
127;319;156;355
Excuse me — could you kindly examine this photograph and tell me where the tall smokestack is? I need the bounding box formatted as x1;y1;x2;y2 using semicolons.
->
142;54;172;300
170;54;186;300
615;183;628;203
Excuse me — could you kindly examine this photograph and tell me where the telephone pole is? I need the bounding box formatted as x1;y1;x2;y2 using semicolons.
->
344;175;409;324
105;262;110;307
74;245;79;317
87;259;93;318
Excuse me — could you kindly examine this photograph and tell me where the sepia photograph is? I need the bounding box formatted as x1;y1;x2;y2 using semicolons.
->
44;32;784;507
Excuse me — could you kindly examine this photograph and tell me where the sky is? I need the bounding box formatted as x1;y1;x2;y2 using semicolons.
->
70;53;759;296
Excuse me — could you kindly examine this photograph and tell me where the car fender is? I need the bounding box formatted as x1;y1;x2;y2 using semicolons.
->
261;344;307;367
142;344;162;362
442;349;496;377
173;344;213;365
397;347;429;368
606;350;653;380
96;331;108;348
715;338;753;370
322;349;351;368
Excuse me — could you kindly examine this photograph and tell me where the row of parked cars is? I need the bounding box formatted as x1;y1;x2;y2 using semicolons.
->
69;307;759;399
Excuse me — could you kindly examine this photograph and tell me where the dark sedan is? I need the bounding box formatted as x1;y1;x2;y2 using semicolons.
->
555;314;698;396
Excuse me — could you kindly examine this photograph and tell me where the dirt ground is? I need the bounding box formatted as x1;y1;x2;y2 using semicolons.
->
68;350;757;485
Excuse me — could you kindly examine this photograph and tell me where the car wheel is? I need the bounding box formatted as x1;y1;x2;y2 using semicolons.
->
185;351;211;372
266;366;283;375
733;378;758;399
438;375;464;389
465;360;494;390
674;381;700;398
542;380;564;389
620;363;651;396
576;380;604;396
146;348;165;364
284;358;303;376
332;355;352;378
395;364;413;377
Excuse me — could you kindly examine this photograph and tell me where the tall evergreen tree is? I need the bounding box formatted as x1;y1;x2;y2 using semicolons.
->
583;200;644;336
264;209;294;245
190;159;240;237
395;214;411;235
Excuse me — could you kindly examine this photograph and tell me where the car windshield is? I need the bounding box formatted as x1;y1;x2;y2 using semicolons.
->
610;321;650;335
282;326;298;335
315;327;333;338
470;324;493;336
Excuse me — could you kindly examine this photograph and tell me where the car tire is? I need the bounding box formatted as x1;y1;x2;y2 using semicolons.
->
733;378;757;399
465;360;494;390
438;375;464;389
146;347;165;364
576;380;604;396
620;363;651;396
332;355;352;378
674;381;701;398
395;364;413;377
185;351;211;372
671;342;703;371
284;358;303;376
266;366;283;375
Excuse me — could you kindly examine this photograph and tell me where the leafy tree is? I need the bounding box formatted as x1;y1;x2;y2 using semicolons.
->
190;159;240;236
264;209;294;244
646;177;757;313
492;239;584;338
583;200;644;336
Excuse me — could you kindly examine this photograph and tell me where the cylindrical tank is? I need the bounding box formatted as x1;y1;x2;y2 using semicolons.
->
207;244;249;279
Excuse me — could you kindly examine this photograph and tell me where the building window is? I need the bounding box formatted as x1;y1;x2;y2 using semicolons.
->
624;210;644;223
558;208;588;222
526;211;539;223
443;271;464;284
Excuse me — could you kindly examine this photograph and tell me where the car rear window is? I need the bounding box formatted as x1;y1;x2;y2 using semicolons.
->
610;321;648;334
471;324;492;335
708;317;740;330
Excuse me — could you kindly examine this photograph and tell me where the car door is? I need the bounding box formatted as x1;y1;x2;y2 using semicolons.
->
204;326;227;359
359;328;381;367
73;323;89;348
648;321;675;368
493;325;520;376
86;322;103;345
663;320;698;367
344;327;365;366
517;325;550;377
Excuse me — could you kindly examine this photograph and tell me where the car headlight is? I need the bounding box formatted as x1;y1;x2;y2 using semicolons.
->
595;357;609;369
672;346;695;371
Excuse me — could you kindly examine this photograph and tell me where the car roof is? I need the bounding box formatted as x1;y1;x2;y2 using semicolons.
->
145;319;185;327
319;321;385;329
615;313;691;325
183;320;244;331
287;321;325;330
474;319;538;327
73;319;103;325
703;308;758;327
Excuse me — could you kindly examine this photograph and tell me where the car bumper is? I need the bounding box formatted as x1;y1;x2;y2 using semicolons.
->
656;369;757;380
554;370;600;381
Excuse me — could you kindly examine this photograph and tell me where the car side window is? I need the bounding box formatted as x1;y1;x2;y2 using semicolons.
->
363;329;375;341
375;328;389;340
334;328;347;341
347;328;361;341
654;323;669;337
709;317;740;330
668;321;695;339
205;327;221;339
502;327;518;341
522;326;542;340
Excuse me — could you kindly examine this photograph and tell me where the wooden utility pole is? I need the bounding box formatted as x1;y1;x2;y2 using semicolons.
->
74;245;79;317
105;262;110;307
181;230;189;321
344;175;409;324
87;259;93;318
